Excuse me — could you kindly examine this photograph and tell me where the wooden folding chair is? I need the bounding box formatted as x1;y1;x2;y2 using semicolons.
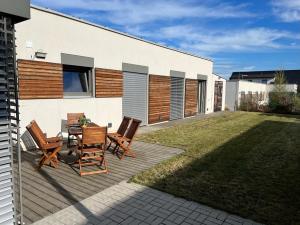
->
26;120;63;169
77;126;108;176
111;118;141;160
67;113;85;147
107;116;131;149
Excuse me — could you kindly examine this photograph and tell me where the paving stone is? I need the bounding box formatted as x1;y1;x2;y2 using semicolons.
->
175;209;191;217
110;214;124;223
167;213;178;222
162;220;175;225
225;219;243;225
203;219;221;225
132;212;147;221
195;214;208;223
119;216;136;225
217;213;228;221
206;217;223;225
151;217;164;225
144;214;158;224
210;211;222;218
136;209;151;218
184;218;202;225
154;208;172;218
181;222;192;225
189;211;201;220
174;215;186;224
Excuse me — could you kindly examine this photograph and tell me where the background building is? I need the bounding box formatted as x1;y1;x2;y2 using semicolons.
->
230;70;300;88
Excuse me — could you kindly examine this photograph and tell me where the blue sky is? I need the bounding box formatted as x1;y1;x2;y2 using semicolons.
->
31;0;300;78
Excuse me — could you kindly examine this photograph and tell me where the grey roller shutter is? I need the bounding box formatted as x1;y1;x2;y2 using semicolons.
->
170;77;184;120
123;72;148;125
0;14;22;225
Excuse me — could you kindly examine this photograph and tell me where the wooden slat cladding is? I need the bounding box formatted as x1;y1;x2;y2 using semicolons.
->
95;68;123;97
18;60;63;99
185;79;198;117
148;75;170;124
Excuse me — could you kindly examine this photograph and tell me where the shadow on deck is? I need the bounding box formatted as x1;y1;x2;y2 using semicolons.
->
15;142;183;224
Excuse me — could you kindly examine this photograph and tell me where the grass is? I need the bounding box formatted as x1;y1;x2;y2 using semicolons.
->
131;112;300;225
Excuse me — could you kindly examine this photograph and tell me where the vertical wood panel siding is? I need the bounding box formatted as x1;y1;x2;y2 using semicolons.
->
95;68;123;97
148;75;170;124
185;79;198;117
18;60;63;99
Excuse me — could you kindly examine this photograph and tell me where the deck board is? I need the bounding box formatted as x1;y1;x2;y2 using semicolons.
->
15;141;183;224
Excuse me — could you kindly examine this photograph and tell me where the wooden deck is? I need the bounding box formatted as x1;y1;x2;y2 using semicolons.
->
14;141;183;224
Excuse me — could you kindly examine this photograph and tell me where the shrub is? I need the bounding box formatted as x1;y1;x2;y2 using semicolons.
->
268;70;297;114
268;92;295;113
294;94;300;113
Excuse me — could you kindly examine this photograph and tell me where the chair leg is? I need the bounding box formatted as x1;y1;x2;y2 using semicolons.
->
79;158;83;176
68;133;70;147
44;146;62;168
99;155;108;173
118;142;135;160
107;140;112;150
38;155;47;169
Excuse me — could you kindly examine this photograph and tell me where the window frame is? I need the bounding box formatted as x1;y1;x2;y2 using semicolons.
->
63;65;94;98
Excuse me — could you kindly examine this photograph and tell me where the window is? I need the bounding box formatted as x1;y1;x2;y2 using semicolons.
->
63;65;93;97
261;79;268;84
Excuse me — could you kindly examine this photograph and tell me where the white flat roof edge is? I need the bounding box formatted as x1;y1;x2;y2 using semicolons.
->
213;73;227;80
30;5;213;63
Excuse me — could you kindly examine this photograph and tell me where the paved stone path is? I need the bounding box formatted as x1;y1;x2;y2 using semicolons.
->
32;181;263;225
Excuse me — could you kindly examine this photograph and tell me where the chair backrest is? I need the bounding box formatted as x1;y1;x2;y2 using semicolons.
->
26;120;47;149
117;116;131;136
124;118;141;141
67;113;85;126
82;126;107;147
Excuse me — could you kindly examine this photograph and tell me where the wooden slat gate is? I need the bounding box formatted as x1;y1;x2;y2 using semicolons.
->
214;81;223;112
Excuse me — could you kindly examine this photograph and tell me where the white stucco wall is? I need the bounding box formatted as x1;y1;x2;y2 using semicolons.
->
15;6;216;147
266;84;298;93
19;97;122;137
225;81;238;111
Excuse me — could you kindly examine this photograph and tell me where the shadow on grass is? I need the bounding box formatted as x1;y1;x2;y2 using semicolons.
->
258;112;300;120
134;120;300;225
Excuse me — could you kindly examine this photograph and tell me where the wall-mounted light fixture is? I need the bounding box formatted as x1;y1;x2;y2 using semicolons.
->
35;50;47;59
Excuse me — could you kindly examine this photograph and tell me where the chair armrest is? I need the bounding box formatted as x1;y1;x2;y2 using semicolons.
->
47;137;63;143
116;136;131;144
44;141;62;150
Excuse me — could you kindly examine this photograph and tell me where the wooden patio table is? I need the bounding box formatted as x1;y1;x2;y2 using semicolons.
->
67;122;100;156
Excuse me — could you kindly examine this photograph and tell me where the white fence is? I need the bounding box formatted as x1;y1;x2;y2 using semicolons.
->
225;80;298;111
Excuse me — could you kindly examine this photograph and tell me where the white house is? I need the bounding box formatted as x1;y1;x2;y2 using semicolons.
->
15;6;222;140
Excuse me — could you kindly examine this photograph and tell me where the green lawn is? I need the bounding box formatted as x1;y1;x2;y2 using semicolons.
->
131;112;300;225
